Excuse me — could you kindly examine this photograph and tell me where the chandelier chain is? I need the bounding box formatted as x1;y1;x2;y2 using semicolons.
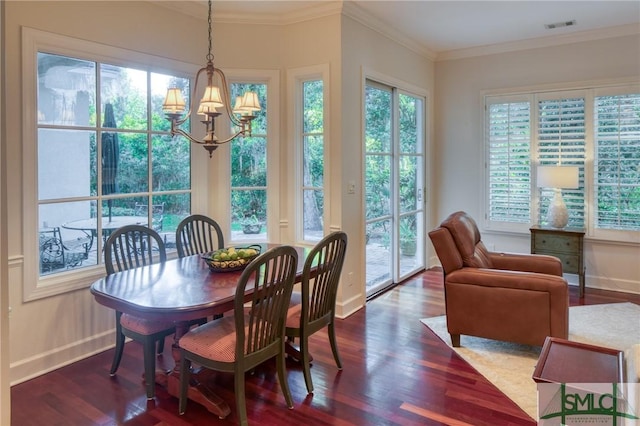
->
206;0;213;62
162;0;260;156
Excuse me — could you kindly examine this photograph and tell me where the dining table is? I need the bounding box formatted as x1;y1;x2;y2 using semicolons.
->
89;243;310;419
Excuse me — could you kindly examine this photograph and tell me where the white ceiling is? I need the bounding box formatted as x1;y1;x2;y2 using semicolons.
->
159;1;640;59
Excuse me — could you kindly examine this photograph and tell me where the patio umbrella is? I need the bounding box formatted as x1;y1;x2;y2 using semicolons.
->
102;103;119;222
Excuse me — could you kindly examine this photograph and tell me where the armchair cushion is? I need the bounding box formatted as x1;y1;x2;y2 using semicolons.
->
440;212;493;268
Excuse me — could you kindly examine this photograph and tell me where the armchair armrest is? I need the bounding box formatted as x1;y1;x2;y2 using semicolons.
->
447;267;568;295
488;252;563;276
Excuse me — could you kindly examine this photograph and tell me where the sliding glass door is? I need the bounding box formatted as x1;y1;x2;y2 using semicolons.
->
365;80;426;298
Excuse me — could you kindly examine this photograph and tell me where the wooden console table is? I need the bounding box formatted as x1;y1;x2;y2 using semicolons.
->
530;225;585;297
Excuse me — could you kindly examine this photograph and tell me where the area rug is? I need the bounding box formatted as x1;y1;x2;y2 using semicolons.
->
420;302;640;420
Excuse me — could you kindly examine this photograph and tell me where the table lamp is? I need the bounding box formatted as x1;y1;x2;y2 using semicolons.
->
537;165;579;228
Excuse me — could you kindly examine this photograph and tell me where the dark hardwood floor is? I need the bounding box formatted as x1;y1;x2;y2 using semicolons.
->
11;268;640;425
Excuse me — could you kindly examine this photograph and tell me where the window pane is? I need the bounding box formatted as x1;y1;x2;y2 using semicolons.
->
399;155;418;213
101;196;147;226
101;65;147;131
303;135;323;187
38;129;95;200
152;135;190;191
230;81;268;243
231;137;266;187
538;98;586;228
300;79;324;242
595;94;640;231
365;85;392;153
366;219;391;286
39;201;98;276
37;53;96;126
399;94;421;154
303;80;323;133
116;132;149;193
153;192;192;240
365;154;391;219
487;101;531;223
400;213;422;276
231;189;266;242
303;189;323;242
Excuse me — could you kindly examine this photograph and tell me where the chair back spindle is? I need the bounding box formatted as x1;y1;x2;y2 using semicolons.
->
175;214;224;258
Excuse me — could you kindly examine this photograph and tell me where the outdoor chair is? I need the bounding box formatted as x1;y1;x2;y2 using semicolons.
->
104;224;175;399
175;214;224;258
285;231;348;394
135;202;165;232
39;227;90;274
178;246;298;426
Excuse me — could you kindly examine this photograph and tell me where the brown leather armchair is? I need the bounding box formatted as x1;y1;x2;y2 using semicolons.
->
429;211;569;347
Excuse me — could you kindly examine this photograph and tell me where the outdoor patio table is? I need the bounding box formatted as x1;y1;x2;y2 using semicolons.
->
62;215;148;251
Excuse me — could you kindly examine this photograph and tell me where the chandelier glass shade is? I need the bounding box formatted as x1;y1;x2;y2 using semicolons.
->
162;0;260;157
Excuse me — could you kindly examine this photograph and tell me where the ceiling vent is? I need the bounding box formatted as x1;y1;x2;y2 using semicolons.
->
545;20;577;30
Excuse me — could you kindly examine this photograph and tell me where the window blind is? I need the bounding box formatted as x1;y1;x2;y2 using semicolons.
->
537;97;586;227
595;94;640;231
487;101;531;223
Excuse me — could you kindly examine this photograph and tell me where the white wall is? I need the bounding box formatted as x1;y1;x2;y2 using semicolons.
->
433;34;640;294
0;0;10;420
340;14;435;312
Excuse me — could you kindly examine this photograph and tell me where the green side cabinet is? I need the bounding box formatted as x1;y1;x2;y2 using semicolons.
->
530;225;586;297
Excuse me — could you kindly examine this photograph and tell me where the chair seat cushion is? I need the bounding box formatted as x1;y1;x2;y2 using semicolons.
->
179;309;251;362
286;292;302;329
121;313;174;335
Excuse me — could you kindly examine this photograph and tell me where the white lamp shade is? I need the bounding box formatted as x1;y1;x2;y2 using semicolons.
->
199;86;224;110
162;88;186;114
537;166;579;189
197;103;218;116
232;96;244;114
239;92;261;112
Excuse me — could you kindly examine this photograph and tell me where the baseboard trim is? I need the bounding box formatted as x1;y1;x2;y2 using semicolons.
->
336;293;363;319
10;330;115;386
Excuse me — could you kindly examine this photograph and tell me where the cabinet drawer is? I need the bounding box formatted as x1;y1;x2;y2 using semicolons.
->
553;253;580;274
533;233;580;253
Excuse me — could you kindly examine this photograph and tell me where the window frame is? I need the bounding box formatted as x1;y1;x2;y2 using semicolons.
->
484;94;533;233
288;64;330;244
482;79;640;244
22;27;200;301
222;69;280;245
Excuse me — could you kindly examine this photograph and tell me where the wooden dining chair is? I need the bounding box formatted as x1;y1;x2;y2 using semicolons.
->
104;224;175;400
285;231;348;394
175;214;224;258
175;214;225;320
178;245;299;426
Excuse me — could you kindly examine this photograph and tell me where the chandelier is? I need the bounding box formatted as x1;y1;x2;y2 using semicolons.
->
162;0;261;157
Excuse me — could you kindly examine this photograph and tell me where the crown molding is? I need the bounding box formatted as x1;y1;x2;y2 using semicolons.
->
341;1;437;61
148;1;638;63
436;23;640;62
215;1;343;25
149;1;343;26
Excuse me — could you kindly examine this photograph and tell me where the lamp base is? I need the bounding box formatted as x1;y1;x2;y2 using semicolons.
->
546;189;569;228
